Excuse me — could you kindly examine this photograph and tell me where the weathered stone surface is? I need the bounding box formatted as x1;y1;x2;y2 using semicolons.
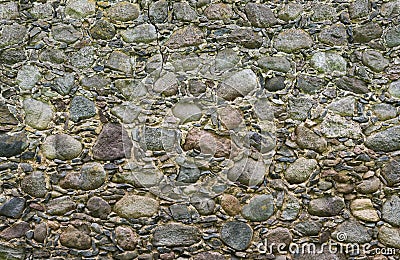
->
382;195;400;226
220;194;241;216
378;226;400;249
332;220;371;243
152;224;201;246
280;195;300;221
265;76;286;92
242;194;274;221
227;28;263;48
294;221;322;236
0;222;30;240
311;52;347;74
318;23;347;46
382;158;400;186
30;2;53;19
0;24;26;48
372;103;397;120
365;126;400;152
165;26;204;49
362;50;389;72
52;24;81;43
21;171;48;198
350;198;379;222
149;0;168;23
296;75;326;94
60;162;106;190
183;128;231;158
172;102;202;123
0;132;28;158
228;157;266;186
193;252;226;260
284;157;318;184
87;196;111;219
385;25;400;47
23;99;53;130
46;196;76;215
70;46;94;68
173;2;197;21
356;176;381;194
115;226;138;250
69;96;96;122
92;123;133;160
217;69;259;100
90;20;116;40
274;29;313;53
121;24;157;43
0;197;25;218
278;3;303;21
220;221;253;251
107;2;139;22
204;3;233;20
42;134;82;160
106;51;132;74
349;0;369;19
0;103;18;131
0;2;18;19
16;65;41;90
218;106;243;130
153;72;179;96
60;226;91;249
320;113;362;139
65;0;95;18
258;56;291;72
327;96;355;116
288;96;314;121
308;196;345;216
295;125;327;153
353;22;383;43
33;223;47;243
0;48;26;65
111;102;141;124
245;3;277;28
114;194;159;218
265;227;292;252
335;76;369;94
312;3;336;21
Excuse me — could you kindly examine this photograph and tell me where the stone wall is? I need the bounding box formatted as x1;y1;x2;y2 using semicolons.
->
0;0;400;259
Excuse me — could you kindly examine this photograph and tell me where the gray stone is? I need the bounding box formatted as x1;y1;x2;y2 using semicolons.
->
90;20;116;40
52;24;81;43
318;23;347;46
193;252;225;260
106;51;132;74
107;2;139;22
278;3;303;21
280;195;300;221
172;102;202;123
0;197;25;218
121;24;157;43
228;158;266;186
274;29;313;53
0;24;26;48
170;204;191;221
204;3;233;20
152;224;200;247
389;80;400;98
92;123;133;160
327;96;355;116
382;158;400;186
87;196;111;219
115;79;147;99
285;157;318;184
141;127;178;152
42;134;82;160
81;74;111;92
0;132;28;158
0;48;26;65
70;46;95;68
362;50;389;72
308;196;345;216
0;2;18;19
294;221;322;236
220;221;253;251
228;28;263;48
288;96;314;121
16;65;41;90
296;75;326;94
353;22;383;43
53;73;75;95
173;2;197;21
295;125;327;153
218;106;243;130
177;165;201;183
30;3;53;19
365;126;400;152
242;194;274;221
23;99;53;130
0;103;18;131
149;0;168;23
258;56;291;72
335;76;369;94
382;195;400;226
215;48;240;72
332;220;371;243
311;52;347;74
265;76;286;91
372;103;397;120
165;26;204;49
356;176;381;194
114;194;159;218
115;226;138;250
349;0;369;19
39;49;66;64
320;113;362;139
69;96;96;122
65;0;95;18
381;0;400;17
245;3;277;28
60;162;106;190
217;69;259;100
114;166;162;188
378;226;400;249
60;226;91;249
385;25;400;48
312;4;336;21
46;196;76;215
153;72;179;96
111;102;141;124
21;171;48;198
191;195;215;215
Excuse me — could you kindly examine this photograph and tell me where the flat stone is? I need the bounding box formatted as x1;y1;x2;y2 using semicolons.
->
242;194;274;221
23;99;53;130
278;3;303;21
30;2;53;19
177;165;201;183
245;3;277;28
152;224;201;246
188;79;206;95
60;226;91;250
362;50;389;72
378;226;400;249
220;194;241;216
21;171;48;198
353;22;383;43
295;125;327;153
0;222;30;240
220;221;253;251
349;0;369;19
265;76;286;92
60;162;106;190
165;26;204;49
265;227;292;252
90;20;115;40
350;198;379;222
183;128;231;158
170;204;191;221
217;69;259;100
332;220;371;243
65;0;95;18
308;196;345;216
149;0;168;23
356;176;381;194
320;113;362;139
16;65;41;90
33;223;47;243
69;96;96;122
365;126;400;152
311;51;347;74
121;24;157;43
288;96;314;121
92;123;133;160
191;195;215;215
294;221;322;236
382;195;400;226
273;29;313;53
280;195;300;221
0;244;26;260
284;157;318;184
115;78;147;99
173;2;197;22
153;72;179;96
52;24;81;44
258;56;291;73
382;158;400;186
87;196;111;219
335;76;369;94
218;106;243;130
204;3;233;20
107;2;139;22
372;103;397;120
227;28;263;48
114;194;159;218
0;24;26;48
106;51;132;74
172;102;202;123
81;74;111;92
52;73;75;95
111;102;141;124
116;226;138;250
296;75;326;94
141;127;178;152
318;23;347;46
385;25;400;48
0;48;26;65
327;96;355;116
46;196;76;215
0;132;28;157
0;2;19;19
312;3;336;21
39;49;66;64
0;197;26;218
389;80;400;98
0;103;18;131
41;134;82;160
70;46;94;68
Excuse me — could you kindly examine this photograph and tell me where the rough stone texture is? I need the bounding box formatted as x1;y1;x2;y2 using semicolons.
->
152;224;201;246
365;126;400;152
242;194;274;221
114;194;159;218
351;198;380;222
0;132;28;157
273;29;313;53
0;197;26;218
115;226;138;250
311;52;347;74
41;134;82;160
308;196;345;217
107;2;139;22
46;196;76;215
284;157;318;184
60;162;106;190
0;222;30;240
69;96;96;122
21;171;48;198
295;125;327;153
216;69;259;100
245;3;277;28
87;196;111;219
378;226;400;249
382;195;400;226
23;99;53;130
220;221;253;251
60;226;91;250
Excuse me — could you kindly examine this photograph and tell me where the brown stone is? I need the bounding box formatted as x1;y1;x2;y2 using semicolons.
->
204;3;233;20
34;222;47;243
115;226;139;250
60;226;91;250
165;26;204;49
182;128;231;158
220;194;241;216
0;222;30;240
